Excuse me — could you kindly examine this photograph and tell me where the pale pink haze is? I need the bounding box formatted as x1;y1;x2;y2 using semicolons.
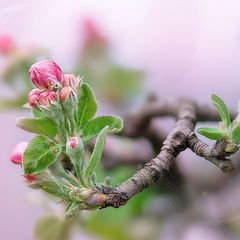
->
59;85;74;101
38;90;57;107
28;89;40;107
69;137;77;148
0;33;15;55
63;73;79;86
29;60;62;90
10;141;28;165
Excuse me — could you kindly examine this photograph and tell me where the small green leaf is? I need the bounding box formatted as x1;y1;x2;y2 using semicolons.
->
84;126;109;186
37;179;72;202
17;117;58;138
231;124;240;144
23;136;61;174
197;127;227;140
210;94;231;128
32;108;45;118
78;83;97;128
82;116;123;143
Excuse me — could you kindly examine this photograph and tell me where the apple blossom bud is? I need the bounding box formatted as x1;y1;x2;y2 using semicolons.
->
69;137;77;148
23;174;36;182
29;60;62;90
63;74;79;86
0;33;15;55
38;90;57;107
59;86;75;101
10;141;28;165
28;89;40;107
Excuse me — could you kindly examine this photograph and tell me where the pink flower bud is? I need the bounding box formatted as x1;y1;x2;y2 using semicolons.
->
10;141;28;165
0;33;15;55
69;137;77;148
63;74;79;86
59;86;75;101
29;60;62;90
38;90;57;107
28;89;40;107
23;174;36;182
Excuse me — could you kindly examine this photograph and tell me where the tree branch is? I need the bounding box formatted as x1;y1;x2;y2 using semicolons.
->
187;132;236;173
101;100;197;208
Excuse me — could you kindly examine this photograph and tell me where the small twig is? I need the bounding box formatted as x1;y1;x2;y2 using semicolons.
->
187;132;236;173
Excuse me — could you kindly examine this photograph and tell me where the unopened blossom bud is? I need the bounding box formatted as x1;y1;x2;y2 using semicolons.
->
59;86;75;101
63;74;80;87
10;141;28;165
23;174;36;182
29;60;62;90
69;137;77;148
0;33;15;55
28;89;40;107
38;90;57;107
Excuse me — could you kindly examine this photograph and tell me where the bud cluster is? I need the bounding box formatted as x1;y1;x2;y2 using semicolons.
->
27;60;81;137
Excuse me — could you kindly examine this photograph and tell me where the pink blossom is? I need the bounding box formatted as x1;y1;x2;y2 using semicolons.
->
23;174;36;182
38;90;57;107
0;33;15;55
28;89;40;107
63;74;79;87
10;141;28;165
29;60;62;90
69;137;77;148
59;86;74;101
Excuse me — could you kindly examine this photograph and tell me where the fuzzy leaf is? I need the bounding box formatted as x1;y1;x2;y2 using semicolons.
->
82;116;123;143
197;127;227;140
31;108;45;118
231;124;240;144
78;83;97;128
17;117;58;138
84;126;108;186
23;136;61;174
210;94;231;128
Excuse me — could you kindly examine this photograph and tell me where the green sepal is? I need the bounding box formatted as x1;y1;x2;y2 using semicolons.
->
23;135;61;174
210;94;231;128
17;117;58;138
197;127;227;140
66;135;85;187
82;115;123;143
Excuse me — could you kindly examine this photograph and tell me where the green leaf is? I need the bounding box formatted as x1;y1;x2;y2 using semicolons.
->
17;117;58;138
82;116;123;143
231;124;240;144
84;126;109;186
197;127;227;140
210;94;231;128
32;108;45;118
78;83;97;128
23;136;61;174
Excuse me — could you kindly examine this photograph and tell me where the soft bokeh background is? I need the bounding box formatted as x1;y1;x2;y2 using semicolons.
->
1;0;240;239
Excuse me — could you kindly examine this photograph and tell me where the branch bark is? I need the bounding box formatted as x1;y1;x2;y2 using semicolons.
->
98;99;237;208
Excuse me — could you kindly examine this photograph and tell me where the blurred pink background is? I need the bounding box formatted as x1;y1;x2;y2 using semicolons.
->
1;0;240;239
